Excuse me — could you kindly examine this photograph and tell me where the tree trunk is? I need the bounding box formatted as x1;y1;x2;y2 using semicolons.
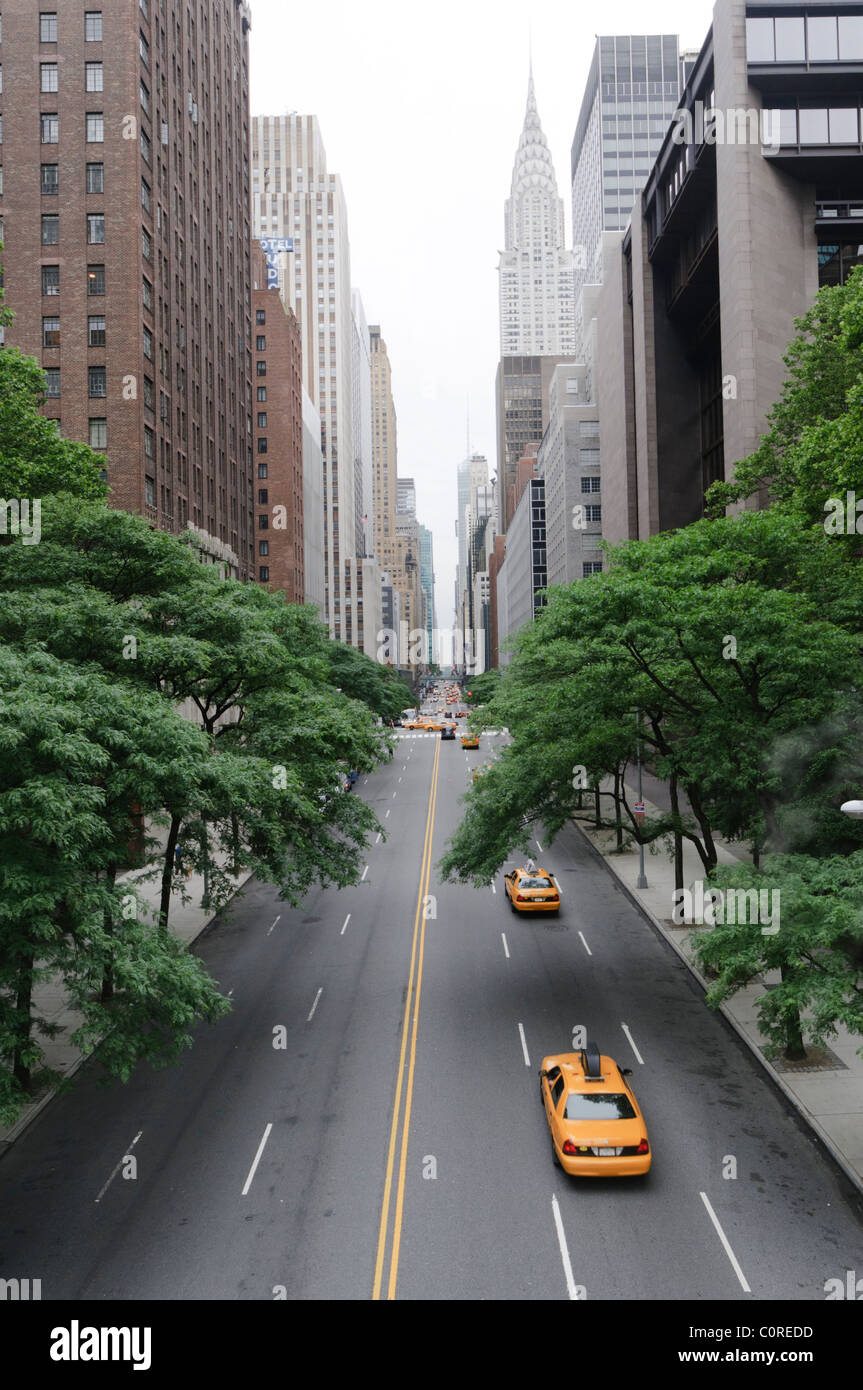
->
687;783;718;871
779;964;807;1061
593;783;601;828
159;813;183;932
669;771;684;893
100;866;118;1003
12;951;35;1090
613;769;624;850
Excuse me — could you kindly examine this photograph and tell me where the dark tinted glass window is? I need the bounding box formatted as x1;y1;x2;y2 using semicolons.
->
564;1092;636;1121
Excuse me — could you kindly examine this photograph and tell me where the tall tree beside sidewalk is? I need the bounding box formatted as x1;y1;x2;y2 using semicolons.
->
440;510;863;885
0;648;230;1125
691;854;863;1060
0;499;386;919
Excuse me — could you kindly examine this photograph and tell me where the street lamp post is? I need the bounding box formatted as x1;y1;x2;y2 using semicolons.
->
636;711;648;889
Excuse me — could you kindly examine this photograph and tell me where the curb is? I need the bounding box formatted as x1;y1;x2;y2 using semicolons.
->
573;820;863;1204
0;872;253;1160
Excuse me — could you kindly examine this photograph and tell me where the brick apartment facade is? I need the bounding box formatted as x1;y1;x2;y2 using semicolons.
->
251;242;303;601
0;0;254;576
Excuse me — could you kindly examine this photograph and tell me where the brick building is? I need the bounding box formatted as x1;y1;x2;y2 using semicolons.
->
0;0;254;575
251;242;303;602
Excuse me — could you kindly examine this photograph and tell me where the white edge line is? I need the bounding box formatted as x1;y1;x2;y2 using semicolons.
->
95;1130;143;1204
501;933;510;958
266;914;281;936
517;1021;530;1067
307;986;323;1022
578;931;592;957
241;1123;273;1197
491;882;496;894
361;864;369;882
621;1022;644;1065
340;913;351;936
385;809;390;818
551;1193;579;1300
375;832;381;844
535;839;544;854
699;1191;752;1293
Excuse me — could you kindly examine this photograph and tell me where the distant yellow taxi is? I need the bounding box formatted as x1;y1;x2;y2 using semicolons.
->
421;718;446;732
402;718;426;730
503;866;561;913
461;733;480;749
539;1043;651;1177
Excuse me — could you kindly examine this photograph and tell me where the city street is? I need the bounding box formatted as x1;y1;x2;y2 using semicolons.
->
0;728;861;1301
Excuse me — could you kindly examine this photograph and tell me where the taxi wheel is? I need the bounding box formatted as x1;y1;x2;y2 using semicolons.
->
551;1139;562;1169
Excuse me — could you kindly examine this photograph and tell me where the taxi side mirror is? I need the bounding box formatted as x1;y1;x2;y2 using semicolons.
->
621;1068;633;1077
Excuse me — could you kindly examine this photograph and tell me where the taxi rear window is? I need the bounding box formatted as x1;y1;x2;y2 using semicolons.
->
564;1093;636;1120
521;876;553;889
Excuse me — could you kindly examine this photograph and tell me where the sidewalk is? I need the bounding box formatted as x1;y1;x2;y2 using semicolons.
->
0;853;252;1155
575;784;863;1196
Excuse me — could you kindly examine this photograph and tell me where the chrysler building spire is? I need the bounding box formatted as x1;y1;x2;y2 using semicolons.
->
498;68;576;356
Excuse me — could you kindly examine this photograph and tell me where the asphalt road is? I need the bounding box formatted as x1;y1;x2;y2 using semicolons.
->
1;715;862;1301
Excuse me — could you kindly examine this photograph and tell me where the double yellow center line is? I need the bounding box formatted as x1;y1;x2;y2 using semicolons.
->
372;737;441;1300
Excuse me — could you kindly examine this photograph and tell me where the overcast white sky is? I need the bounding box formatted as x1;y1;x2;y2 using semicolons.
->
249;0;715;630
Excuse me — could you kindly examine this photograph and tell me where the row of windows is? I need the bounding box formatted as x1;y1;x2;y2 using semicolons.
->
40;314;106;347
41;213;106;244
39;264;107;295
746;14;863;65
36;162;105;195
33;11;105;43
38;112;106;143
38;61;104;92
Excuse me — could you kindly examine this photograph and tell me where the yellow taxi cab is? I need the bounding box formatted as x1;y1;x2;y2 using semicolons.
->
461;732;480;749
539;1043;651;1177
402;718;426;730
422;718;446;732
503;865;561;913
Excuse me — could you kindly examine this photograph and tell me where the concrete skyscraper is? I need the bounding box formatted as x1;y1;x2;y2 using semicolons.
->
498;69;576;357
570;35;683;351
251;114;359;642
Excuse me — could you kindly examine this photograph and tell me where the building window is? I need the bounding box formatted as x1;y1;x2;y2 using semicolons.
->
88;365;106;397
89;418;107;449
40;63;58;92
140;128;150;164
87;264;105;295
259;566;270;582
142;226;151;260
580;448;600;466
142;276;152;311
85;12;103;42
256;334;266;350
141;178;150;212
40;163;59;195
257;489;268;505
585;504;602;523
256;386;267;401
43;368;61;397
41;113;59;143
87;213;105;243
145;474;155;507
143;325;153;358
257;463;268;479
256;309;266;324
140;80;149;116
259;540;269;556
139;31;149;66
257;438;267;453
86;162;104;193
41;213;59;244
41;265;60;296
86;112;104;142
85;61;103;91
580;477;601;494
42;316;60;347
258;515;268;530
583;562;603;577
144;425;154;458
257;412;267;428
256;361;266;376
40;12;58;42
88;314;106;347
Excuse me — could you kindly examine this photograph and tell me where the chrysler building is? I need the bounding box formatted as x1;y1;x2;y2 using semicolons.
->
498;68;576;356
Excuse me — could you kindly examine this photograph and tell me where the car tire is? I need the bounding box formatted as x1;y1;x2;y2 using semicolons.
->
551;1139;561;1169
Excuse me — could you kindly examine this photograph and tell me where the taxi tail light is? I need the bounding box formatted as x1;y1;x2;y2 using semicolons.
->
636;1138;649;1154
561;1139;579;1156
516;894;527;902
